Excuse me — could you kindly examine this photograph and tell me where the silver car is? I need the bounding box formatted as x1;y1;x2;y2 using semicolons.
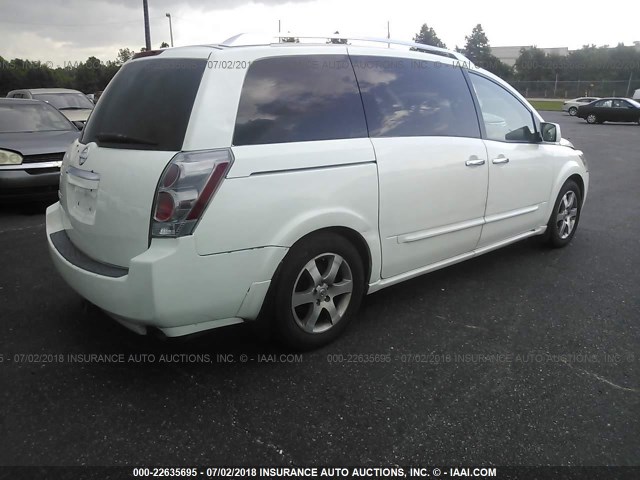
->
0;99;80;200
6;88;94;124
562;97;600;116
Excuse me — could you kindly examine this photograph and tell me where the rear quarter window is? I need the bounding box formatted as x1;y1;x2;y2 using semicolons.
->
233;55;368;145
81;58;206;150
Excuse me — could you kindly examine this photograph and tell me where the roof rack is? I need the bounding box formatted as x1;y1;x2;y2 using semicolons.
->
220;33;472;64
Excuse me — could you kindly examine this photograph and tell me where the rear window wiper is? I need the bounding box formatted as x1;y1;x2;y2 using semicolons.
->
95;133;158;146
59;106;92;110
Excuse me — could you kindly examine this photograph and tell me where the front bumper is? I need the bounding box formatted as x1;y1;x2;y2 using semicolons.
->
0;167;60;200
46;202;288;336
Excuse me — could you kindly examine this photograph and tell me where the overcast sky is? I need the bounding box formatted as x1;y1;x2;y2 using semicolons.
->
1;0;638;66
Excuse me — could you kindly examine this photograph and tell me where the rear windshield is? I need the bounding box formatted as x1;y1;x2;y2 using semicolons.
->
0;102;75;133
33;93;94;110
81;58;207;150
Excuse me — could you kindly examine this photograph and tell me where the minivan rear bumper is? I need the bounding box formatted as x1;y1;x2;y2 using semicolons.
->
46;202;287;336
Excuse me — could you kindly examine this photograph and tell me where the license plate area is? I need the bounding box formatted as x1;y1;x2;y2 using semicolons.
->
65;168;100;225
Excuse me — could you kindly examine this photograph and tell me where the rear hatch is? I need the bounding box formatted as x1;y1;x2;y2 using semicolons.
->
60;53;209;267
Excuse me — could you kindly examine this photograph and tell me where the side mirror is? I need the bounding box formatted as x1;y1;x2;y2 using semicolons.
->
540;122;561;143
73;121;84;131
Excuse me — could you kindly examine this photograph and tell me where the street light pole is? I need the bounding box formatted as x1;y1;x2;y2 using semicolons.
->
142;0;151;51
166;13;174;47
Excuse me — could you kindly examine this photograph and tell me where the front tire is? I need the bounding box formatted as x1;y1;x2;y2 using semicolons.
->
545;180;582;248
568;107;578;116
272;232;365;350
586;114;597;124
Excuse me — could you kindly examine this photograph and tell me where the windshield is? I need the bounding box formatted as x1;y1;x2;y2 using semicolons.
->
81;58;207;150
33;93;94;110
0;102;75;133
627;98;640;108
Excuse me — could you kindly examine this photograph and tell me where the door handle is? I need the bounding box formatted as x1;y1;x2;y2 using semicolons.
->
465;157;486;167
492;155;510;164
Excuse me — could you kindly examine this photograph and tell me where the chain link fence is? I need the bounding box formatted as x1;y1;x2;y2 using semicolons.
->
510;80;640;99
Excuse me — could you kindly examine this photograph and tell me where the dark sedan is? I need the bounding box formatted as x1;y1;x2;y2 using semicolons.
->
0;99;80;200
577;97;640;124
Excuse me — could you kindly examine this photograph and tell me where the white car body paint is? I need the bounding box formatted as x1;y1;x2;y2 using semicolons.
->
46;41;589;338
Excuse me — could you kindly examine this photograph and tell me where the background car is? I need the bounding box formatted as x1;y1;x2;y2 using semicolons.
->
562;97;600;116
6;88;94;125
577;97;640;124
633;88;640;101
0;98;80;200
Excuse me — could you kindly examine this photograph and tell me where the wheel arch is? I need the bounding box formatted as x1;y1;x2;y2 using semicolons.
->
275;226;375;292
544;163;588;223
567;173;585;204
256;225;377;329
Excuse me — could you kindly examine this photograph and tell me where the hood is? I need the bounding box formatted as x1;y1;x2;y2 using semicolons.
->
59;109;93;122
0;130;80;156
560;137;575;149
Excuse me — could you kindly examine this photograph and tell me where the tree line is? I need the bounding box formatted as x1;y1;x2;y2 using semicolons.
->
0;44;168;96
413;23;640;82
2;25;639;96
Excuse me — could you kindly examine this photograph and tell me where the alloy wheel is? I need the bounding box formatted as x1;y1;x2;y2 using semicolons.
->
291;253;353;334
556;191;578;240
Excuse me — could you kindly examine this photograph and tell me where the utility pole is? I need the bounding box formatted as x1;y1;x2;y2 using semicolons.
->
387;20;390;48
143;0;151;51
166;13;174;47
626;72;633;97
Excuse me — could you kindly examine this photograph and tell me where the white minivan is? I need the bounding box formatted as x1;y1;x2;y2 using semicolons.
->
46;34;589;349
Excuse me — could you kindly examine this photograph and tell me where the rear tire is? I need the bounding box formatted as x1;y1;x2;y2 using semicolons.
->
568;107;578;116
544;180;582;248
586;114;597;124
272;232;365;350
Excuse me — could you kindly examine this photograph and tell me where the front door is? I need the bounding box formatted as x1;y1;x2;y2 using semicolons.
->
468;73;554;247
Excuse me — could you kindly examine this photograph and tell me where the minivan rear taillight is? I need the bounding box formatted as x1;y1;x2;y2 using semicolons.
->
151;149;234;238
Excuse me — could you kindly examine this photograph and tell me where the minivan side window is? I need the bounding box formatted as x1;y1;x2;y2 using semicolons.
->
233;55;368;146
350;56;480;138
469;73;537;143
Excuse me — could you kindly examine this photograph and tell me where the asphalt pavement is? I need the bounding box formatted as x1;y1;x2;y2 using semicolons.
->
0;111;638;467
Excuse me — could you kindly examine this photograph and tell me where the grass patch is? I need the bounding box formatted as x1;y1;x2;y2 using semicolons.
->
528;100;564;112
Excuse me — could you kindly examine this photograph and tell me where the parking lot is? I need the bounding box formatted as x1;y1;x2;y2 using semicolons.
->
0;111;638;466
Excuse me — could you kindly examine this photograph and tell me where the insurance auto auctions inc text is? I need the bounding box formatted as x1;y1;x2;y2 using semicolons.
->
257;467;497;478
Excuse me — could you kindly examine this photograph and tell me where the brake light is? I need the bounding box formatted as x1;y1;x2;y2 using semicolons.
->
186;162;230;221
154;192;175;222
132;49;163;59
151;149;234;238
